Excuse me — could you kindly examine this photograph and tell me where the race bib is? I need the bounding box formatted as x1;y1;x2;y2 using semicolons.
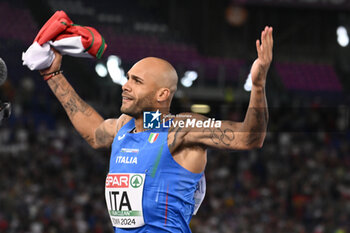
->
105;173;145;228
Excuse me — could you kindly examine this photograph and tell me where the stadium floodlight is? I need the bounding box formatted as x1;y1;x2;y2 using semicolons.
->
106;55;127;85
95;63;108;78
244;72;252;92
191;104;211;114
337;26;349;47
181;71;198;87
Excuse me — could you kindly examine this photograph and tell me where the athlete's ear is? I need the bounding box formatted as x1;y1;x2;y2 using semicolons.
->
157;88;170;102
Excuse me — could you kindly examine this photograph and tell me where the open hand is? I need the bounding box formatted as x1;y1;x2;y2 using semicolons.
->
250;26;273;88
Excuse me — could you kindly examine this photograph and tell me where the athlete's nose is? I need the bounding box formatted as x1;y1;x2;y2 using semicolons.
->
122;79;131;92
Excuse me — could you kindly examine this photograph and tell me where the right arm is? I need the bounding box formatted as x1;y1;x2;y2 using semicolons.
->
42;51;118;149
47;74;117;148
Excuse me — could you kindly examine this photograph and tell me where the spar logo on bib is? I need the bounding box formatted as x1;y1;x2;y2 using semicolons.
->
105;174;144;189
130;175;143;188
106;174;130;188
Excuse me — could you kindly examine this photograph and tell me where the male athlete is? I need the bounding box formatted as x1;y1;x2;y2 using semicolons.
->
38;26;273;232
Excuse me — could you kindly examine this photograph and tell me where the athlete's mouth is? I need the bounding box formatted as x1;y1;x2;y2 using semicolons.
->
122;94;134;103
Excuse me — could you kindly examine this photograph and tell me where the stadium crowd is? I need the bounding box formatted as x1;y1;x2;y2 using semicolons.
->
0;1;349;232
0;81;349;233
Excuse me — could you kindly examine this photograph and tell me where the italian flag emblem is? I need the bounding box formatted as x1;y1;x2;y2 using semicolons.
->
148;133;159;143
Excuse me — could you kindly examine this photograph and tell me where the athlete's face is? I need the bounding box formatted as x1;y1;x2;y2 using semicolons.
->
121;62;159;117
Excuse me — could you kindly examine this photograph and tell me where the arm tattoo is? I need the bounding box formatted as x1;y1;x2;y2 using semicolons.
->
203;128;235;146
49;75;93;118
95;127;111;146
62;91;92;117
168;126;182;151
245;107;268;146
95;120;117;146
117;119;125;133
83;134;94;145
50;76;69;97
50;76;61;94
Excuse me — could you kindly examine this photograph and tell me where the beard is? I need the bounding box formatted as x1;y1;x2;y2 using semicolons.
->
120;91;157;118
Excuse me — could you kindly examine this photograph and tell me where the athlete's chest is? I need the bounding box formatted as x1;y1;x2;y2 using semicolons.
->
110;132;168;173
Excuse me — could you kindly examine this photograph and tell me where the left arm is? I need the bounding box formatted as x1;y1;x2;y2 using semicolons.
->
242;26;273;147
238;25;273;148
179;26;273;150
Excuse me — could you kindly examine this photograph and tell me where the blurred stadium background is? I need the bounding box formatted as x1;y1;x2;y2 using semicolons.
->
0;0;350;232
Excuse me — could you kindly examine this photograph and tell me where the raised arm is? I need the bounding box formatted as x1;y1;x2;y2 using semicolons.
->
236;26;273;148
172;26;273;151
40;50;117;149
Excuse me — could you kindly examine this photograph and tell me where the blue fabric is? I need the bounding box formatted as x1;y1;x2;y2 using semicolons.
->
108;118;203;233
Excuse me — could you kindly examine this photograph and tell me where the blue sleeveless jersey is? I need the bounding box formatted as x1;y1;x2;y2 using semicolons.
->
108;119;203;233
